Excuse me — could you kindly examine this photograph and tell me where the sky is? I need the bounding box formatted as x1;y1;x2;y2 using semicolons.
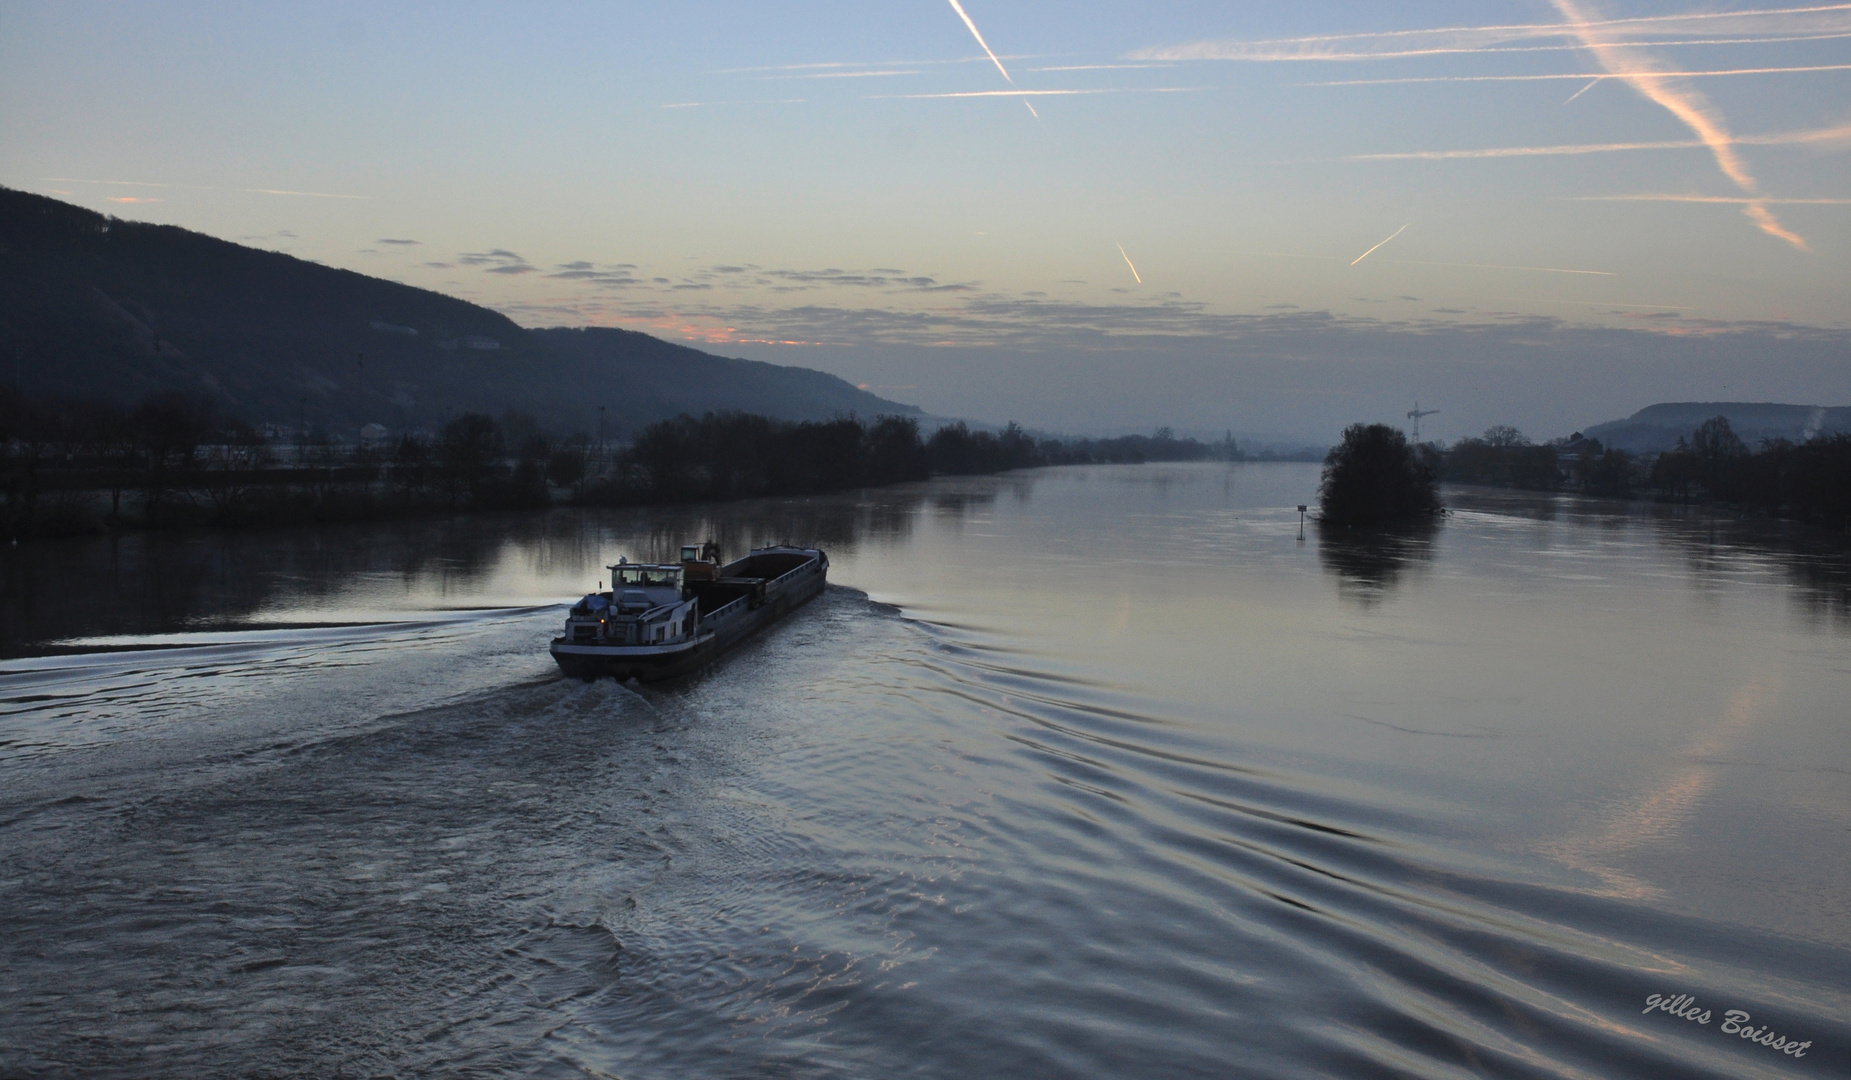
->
2;0;1847;442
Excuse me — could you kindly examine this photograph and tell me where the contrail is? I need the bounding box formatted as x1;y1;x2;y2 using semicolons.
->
1351;224;1408;265
1236;249;1615;275
1306;62;1851;85
945;0;1041;119
1351;137;1704;159
1378;256;1613;275
877;87;1203;99
717;57;1009;75
1568;193;1851;204
1117;244;1143;283
1344;120;1851;160
946;0;1015;83
1134;4;1851;61
776;69;922;79
1549;0;1805;248
1565;77;1602;102
1145;33;1851;64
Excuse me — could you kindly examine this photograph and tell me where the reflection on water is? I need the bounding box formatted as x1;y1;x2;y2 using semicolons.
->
1315;520;1438;606
1445;484;1851;629
2;463;1848;1078
0;486;999;656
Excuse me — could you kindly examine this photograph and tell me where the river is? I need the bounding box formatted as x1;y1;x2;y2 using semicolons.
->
2;462;1847;1078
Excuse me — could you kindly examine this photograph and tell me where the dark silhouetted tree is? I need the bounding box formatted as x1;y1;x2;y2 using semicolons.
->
133;393;214;524
439;412;503;505
1318;422;1443;528
865;416;929;485
547;435;589;491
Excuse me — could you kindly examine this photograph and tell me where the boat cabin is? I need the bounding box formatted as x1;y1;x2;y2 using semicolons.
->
562;559;699;648
681;541;722;582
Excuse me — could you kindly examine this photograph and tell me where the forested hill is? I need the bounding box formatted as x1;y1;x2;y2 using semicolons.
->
1584;402;1851;453
0;187;916;435
527;327;914;428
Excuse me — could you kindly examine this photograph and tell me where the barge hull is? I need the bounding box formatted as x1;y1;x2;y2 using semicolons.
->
549;548;826;681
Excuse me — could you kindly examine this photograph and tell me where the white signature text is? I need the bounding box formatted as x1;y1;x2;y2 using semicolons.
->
1642;993;1812;1058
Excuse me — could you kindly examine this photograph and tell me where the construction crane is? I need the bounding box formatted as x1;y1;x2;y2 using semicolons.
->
1406;402;1439;441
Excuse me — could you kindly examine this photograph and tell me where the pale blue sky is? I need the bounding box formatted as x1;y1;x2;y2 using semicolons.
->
4;1;1847;439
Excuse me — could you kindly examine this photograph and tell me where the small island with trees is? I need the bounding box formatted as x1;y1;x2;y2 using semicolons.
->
1317;423;1443;529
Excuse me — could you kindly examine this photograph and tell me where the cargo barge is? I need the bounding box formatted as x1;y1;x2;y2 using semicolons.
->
549;543;827;681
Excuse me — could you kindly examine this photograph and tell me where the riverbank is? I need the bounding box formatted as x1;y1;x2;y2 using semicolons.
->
2;401;1243;541
1437;418;1851;529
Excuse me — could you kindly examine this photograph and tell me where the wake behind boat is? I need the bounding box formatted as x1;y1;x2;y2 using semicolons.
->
549;543;828;681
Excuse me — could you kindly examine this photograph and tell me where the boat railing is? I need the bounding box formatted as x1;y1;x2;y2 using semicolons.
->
763;550;821;587
703;593;749;624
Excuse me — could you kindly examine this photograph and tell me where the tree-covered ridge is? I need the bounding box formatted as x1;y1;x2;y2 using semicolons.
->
0;186;915;437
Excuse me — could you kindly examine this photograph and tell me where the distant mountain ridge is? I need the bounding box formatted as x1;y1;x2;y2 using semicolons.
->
0;187;917;435
1583;402;1851;453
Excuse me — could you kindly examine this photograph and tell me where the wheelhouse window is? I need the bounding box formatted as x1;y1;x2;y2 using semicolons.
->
617;567;683;588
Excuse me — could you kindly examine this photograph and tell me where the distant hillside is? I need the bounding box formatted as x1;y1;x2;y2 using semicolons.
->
0;187;916;435
528;327;916;430
1583;402;1851;453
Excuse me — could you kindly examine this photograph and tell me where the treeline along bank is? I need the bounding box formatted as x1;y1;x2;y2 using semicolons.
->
1435;418;1850;527
0;388;1234;538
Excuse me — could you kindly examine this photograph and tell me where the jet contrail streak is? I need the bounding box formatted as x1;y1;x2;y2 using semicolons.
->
1550;0;1805;248
1570;193;1851;203
1347;121;1851;161
1145;33;1851;64
1565;77;1602;102
1237;250;1615;275
1117;244;1143;283
945;0;1042;119
1307;62;1851;86
1378;257;1614;275
720;57;1021;75
946;0;1015;83
1353;138;1703;159
1134;4;1851;61
1351;224;1408;265
877;87;1201;99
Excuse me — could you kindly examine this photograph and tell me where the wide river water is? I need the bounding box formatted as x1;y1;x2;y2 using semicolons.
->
2;462;1847;1079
